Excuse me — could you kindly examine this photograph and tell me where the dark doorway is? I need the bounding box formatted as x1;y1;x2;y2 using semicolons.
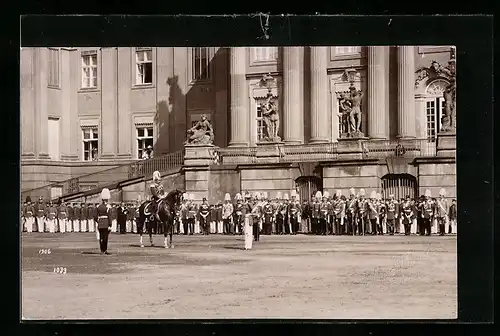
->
381;174;418;200
295;176;322;202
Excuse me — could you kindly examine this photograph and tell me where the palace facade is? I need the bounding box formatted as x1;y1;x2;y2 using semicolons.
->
21;46;456;202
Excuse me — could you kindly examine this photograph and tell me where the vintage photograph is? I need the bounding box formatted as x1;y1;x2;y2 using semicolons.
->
21;45;457;319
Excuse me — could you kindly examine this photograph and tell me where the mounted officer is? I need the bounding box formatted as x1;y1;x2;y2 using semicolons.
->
149;171;166;222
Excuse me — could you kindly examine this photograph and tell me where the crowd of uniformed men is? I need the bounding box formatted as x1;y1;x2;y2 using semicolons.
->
22;187;457;237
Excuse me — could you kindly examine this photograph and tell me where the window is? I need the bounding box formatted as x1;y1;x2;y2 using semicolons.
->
48;48;60;87
82;127;98;161
256;103;266;142
425;80;447;142
81;53;98;89
334;46;361;55
252;47;278;62
137;126;153;159
191;47;211;81
135;49;153;85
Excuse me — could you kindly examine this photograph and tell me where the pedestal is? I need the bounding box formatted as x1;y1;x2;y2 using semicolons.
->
436;132;456;157
337;137;369;160
255;142;284;164
184;144;218;166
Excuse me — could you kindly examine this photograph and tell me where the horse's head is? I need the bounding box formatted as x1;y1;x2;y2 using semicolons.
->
165;189;185;207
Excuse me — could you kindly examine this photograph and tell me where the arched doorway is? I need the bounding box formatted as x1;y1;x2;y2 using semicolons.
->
295;176;322;202
381;174;418;200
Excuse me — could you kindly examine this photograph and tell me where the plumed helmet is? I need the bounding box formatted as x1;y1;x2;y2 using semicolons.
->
224;193;231;201
244;192;251;199
100;188;111;200
152;171;161;181
315;191;322;199
262;191;268;199
276;191;282;200
323;191;330;199
425;189;432;197
283;193;289;200
359;189;365;197
235;193;242;201
290;190;297;198
25;196;32;203
439;188;446;197
370;190;377;199
336;190;342;197
349;188;355;195
182;193;189;200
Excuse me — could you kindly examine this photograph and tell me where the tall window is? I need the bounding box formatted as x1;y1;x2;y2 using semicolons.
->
81;53;98;89
137;126;153;159
82;127;99;161
256;103;265;142
192;47;211;81
135;48;153;85
48;48;60;87
425;80;447;142
252;47;278;62
334;46;361;55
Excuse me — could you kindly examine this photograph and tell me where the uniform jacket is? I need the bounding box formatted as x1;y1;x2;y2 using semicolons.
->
311;201;321;219
335;199;346;219
187;203;197;219
67;205;74;220
422;200;434;219
448;203;457;220
126;205;134;221
117;206;128;222
402;201;413;222
222;202;234;220
358;199;368;218
198;203;211;220
110;206;118;220
210;205;218;221
300;202;310;219
150;182;165;199
35;202;46;218
435;198;448;218
46;205;57;220
378;202;386;218
95;203;112;229
287;201;301;219
57;205;67;219
367;200;378;220
80;205;88;221
385;200;399;220
180;203;189;219
73;206;81;221
87;205;96;220
24;204;35;218
347;197;357;216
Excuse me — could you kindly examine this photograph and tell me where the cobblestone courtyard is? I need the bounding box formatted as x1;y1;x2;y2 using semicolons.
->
22;233;457;320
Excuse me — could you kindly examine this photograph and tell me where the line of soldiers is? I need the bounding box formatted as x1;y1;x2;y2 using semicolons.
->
21;197;139;234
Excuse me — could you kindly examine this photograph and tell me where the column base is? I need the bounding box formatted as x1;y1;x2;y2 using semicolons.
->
38;153;50;160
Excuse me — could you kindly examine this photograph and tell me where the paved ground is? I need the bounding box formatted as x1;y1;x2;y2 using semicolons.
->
21;232;457;320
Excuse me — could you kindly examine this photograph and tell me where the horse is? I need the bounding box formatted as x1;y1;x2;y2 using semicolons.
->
136;189;184;248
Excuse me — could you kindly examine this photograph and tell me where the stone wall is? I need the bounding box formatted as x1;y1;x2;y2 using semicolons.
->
240;165;294;199
209;167;240;203
323;163;382;197
418;160;456;199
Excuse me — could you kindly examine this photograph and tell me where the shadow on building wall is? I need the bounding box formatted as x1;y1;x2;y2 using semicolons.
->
154;47;228;156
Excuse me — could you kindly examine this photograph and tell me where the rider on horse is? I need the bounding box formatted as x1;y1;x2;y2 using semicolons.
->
149;171;166;221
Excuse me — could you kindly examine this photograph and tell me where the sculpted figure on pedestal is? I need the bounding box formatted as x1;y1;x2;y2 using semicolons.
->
185;114;214;145
261;93;281;143
339;86;364;138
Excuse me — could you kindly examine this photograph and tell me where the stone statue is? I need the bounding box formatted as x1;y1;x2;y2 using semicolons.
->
338;86;364;138
185;114;214;145
261;93;281;142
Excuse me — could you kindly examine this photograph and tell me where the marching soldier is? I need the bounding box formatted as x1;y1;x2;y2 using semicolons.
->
346;188;357;235
436;189;448;236
319;191;330;235
402;195;413;235
448;199;457;234
95;188;112;255
367;191;378;235
385;194;398;235
376;193;385;235
421;189;434;236
57;202;67;233
187;194;197;235
288;190;301;235
334;190;346;235
24;198;35;233
262;192;273;235
222;193;234;235
357;189;368;235
198;198;210;235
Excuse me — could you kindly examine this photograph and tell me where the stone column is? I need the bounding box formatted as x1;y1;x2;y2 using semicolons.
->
20;48;36;159
397;46;416;138
100;47;118;159
367;46;387;139
309;47;329;143
34;48;50;159
283;47;304;144
228;47;249;147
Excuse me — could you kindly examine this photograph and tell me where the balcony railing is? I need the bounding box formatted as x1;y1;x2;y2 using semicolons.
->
21;150;185;201
279;142;339;162
363;138;437;159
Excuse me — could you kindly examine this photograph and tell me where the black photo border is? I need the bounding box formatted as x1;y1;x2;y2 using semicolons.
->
7;14;494;335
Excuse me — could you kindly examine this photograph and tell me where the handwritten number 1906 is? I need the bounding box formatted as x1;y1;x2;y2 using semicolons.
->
38;249;51;255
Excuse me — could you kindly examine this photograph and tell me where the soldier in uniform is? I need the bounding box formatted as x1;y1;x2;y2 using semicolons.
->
402;195;414;235
376;193;385;235
251;192;262;242
109;203;118;233
198;198;211;235
327;192;335;235
187;194;197;235
334;191;346;235
57;202;67;233
319;191;329;235
421;189;434;236
301;199;310;234
410;198;418;235
46;201;57;233
288;190;301;235
126;203;134;233
262;192;273;235
66;202;73;233
357;189;368;235
24;198;35;233
367;191;378;235
385;194;398;235
448;199;457;234
436;188;448;236
87;203;96;234
95;188;112;255
346;188;357;235
80;203;88;233
272;192;281;234
311;191;321;235
209;201;217;234
117;202;128;234
133;200;141;234
73;203;81;233
179;193;189;235
35;197;45;233
222;193;234;235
